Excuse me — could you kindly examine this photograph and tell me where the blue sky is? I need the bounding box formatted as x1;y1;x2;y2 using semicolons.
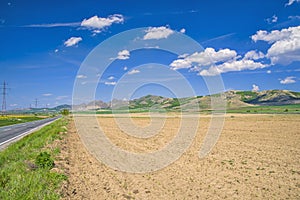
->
1;0;300;109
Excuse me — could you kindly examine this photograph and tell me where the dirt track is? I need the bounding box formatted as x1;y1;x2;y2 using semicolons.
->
59;114;300;199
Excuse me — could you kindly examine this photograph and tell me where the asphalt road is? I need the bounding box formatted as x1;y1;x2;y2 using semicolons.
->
0;116;61;149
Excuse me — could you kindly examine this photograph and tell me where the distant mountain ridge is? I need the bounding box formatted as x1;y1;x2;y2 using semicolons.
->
70;89;300;111
9;90;300;113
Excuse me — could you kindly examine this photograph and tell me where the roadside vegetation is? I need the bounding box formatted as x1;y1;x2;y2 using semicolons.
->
0;117;68;199
0;115;52;127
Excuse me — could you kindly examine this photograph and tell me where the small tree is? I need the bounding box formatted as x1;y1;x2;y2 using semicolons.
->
61;109;70;116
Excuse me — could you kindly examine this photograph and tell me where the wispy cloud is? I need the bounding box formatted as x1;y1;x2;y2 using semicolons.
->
76;74;87;79
108;76;115;80
104;81;117;86
128;69;140;75
143;10;198;16
273;16;300;29
202;33;236;44
56;95;68;100
266;15;278;24
285;0;300;6
42;93;53;97
22;22;80;28
21;14;124;33
288;15;300;20
280;76;296;84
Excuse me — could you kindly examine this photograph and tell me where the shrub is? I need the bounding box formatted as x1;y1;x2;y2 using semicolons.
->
61;109;70;116
35;152;54;169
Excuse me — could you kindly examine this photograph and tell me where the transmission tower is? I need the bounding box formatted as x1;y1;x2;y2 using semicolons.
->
1;81;8;115
35;98;38;108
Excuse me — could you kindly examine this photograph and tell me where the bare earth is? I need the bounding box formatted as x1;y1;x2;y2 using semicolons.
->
59;114;300;199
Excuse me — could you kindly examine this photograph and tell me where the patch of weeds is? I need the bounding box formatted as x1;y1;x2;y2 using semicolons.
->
35;152;54;169
123;181;128;190
241;160;247;165
0;171;10;188
53;147;61;155
122;193;133;200
221;159;235;166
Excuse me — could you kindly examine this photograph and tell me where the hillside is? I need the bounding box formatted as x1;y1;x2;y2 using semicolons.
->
8;90;300;114
121;90;300;111
237;90;300;105
67;89;300;112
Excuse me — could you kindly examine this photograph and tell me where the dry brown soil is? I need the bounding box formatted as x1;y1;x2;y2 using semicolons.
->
58;114;300;199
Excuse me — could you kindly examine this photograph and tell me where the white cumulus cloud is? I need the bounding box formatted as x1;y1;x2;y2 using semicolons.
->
81;14;124;31
252;84;260;92
128;69;140;75
64;37;82;47
251;29;291;43
252;26;300;65
170;59;191;70
280;76;296;84
143;26;174;40
170;47;237;70
243;50;265;60
123;66;128;71
117;50;130;60
189;48;237;65
199;59;267;76
180;28;186;33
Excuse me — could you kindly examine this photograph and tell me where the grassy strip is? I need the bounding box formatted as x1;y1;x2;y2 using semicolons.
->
0;117;68;199
0;115;51;127
226;104;300;114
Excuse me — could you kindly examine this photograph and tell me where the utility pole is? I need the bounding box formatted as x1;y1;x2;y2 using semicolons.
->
35;98;38;108
1;81;8;115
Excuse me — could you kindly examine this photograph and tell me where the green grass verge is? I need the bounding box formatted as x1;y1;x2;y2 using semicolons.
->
226;104;300;114
0;118;68;200
0;116;48;127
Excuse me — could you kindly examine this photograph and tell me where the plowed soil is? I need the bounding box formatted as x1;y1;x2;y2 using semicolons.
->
59;114;300;199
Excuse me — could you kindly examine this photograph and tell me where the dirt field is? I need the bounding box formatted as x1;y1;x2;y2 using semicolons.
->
59;114;300;199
